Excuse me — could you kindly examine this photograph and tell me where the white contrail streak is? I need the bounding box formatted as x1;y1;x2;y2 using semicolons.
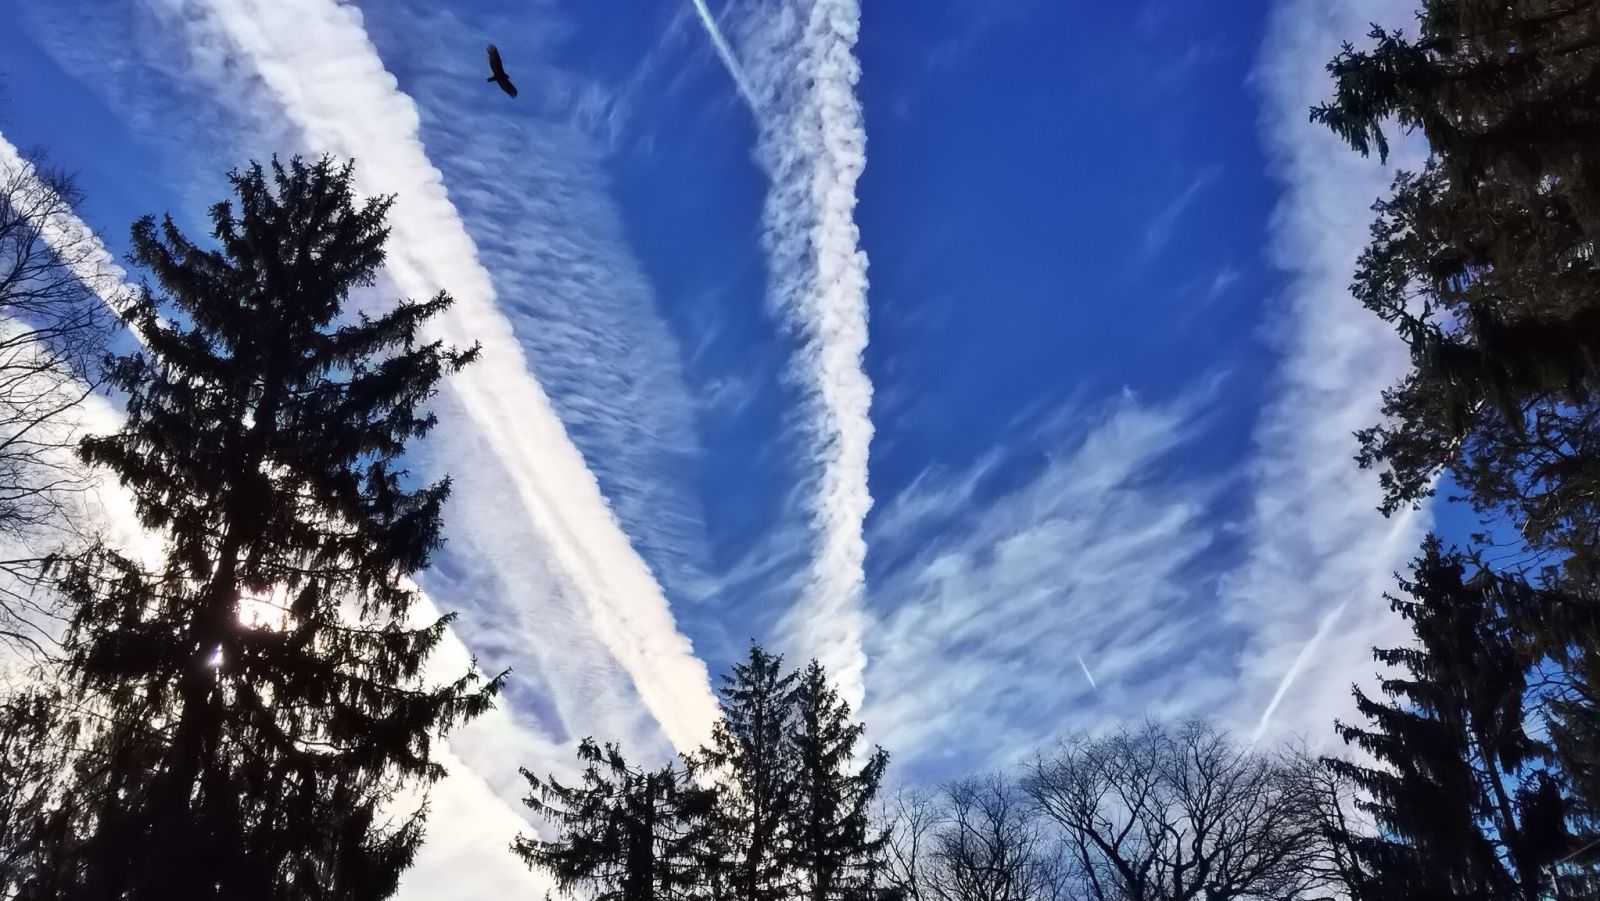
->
687;0;759;110
0;138;131;314
1249;601;1346;745
1076;654;1098;691
740;0;875;712
185;0;722;755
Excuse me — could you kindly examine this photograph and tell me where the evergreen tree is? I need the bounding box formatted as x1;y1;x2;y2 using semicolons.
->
515;739;715;901
1328;536;1569;899
689;645;801;901
519;650;894;901
31;156;501;899
0;690;77;897
1318;0;1600;857
785;661;889;901
1503;576;1600;878
1314;0;1600;589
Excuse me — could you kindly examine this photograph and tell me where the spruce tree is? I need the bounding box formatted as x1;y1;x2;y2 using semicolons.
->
33;156;501;899
1328;536;1569;899
690;644;801;901
514;739;714;901
0;690;77;897
785;661;889;901
1318;0;1600;857
1504;577;1600;878
1314;0;1600;589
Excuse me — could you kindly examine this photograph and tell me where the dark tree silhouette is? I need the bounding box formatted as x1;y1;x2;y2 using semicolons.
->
515;738;716;901
520;650;892;901
1279;751;1382;900
1025;720;1325;901
883;778;1065;901
1319;0;1600;861
25;156;502;900
1513;580;1600;865
786;660;890;901
1314;0;1600;589
0;689;80;897
689;645;802;901
1327;537;1571;899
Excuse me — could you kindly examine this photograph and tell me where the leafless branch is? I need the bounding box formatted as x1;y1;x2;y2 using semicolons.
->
0;148;119;656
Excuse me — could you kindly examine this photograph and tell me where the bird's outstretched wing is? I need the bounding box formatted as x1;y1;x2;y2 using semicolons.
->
486;44;518;97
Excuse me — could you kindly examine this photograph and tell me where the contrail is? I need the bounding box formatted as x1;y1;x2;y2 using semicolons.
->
740;0;876;711
1249;600;1348;745
189;0;723;756
687;0;759;110
0;137;132;314
1226;0;1430;745
1076;654;1098;691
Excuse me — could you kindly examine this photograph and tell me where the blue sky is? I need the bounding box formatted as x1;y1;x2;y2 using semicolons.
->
1;0;1450;894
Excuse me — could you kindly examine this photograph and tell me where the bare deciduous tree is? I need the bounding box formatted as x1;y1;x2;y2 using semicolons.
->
1023;720;1328;901
0;149;118;653
885;777;1068;901
884;788;942;901
1278;750;1378;900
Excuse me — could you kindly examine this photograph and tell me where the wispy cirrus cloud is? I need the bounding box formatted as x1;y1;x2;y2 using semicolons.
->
1222;0;1430;746
1206;264;1242;303
354;0;720;617
864;389;1230;776
1142;166;1220;260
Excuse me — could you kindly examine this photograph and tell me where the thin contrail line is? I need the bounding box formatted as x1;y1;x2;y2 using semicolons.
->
688;0;759;110
1250;600;1349;745
1076;654;1099;691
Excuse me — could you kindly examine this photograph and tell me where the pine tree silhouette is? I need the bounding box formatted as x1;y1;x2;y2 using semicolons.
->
1328;537;1567;899
33;156;502;900
786;661;889;901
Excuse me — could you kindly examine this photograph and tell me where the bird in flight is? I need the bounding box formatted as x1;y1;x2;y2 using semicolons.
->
486;44;517;98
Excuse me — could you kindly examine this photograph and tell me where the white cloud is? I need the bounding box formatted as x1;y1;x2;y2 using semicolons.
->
399;747;554;901
1221;0;1432;747
1206;264;1242;303
732;0;877;712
